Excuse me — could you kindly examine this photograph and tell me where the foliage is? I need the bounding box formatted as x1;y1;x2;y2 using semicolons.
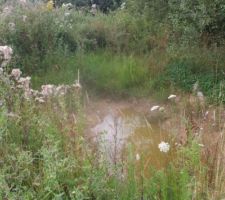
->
165;48;225;103
0;0;225;199
54;0;123;12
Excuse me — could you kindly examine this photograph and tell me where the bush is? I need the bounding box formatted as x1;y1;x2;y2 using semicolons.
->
165;51;225;103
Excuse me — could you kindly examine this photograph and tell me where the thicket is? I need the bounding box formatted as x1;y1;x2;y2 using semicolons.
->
1;66;224;199
0;1;225;199
0;0;225;101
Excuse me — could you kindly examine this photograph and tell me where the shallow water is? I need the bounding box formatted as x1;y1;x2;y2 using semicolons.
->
91;108;173;169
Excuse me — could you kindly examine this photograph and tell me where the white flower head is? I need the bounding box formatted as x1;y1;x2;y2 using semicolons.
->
18;76;30;86
35;97;45;103
17;76;31;99
136;153;140;161
121;2;126;9
0;46;13;61
30;89;39;97
41;84;55;96
62;3;73;9
151;105;160;112
55;85;68;96
92;4;97;9
158;141;170;153
168;94;176;100
11;68;22;80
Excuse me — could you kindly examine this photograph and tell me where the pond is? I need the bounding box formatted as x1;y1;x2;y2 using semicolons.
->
91;107;174;169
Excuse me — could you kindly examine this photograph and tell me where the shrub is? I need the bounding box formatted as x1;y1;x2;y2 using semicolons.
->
165;52;225;103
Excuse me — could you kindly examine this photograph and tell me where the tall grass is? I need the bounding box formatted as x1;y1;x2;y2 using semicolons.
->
0;2;225;199
1;2;225;102
1;64;225;199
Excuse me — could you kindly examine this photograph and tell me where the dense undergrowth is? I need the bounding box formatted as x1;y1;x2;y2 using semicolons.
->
1;66;224;199
0;0;225;199
0;1;225;102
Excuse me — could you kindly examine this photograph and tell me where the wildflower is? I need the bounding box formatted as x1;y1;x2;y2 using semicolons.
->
18;77;31;90
151;105;160;111
193;81;199;93
0;46;13;62
30;89;39;97
18;76;31;99
55;85;68;96
92;4;97;9
158;141;170;153
121;2;126;9
41;84;54;96
168;94;176;100
46;0;54;11
11;69;22;80
0;45;13;67
198;144;204;147
35;97;45;103
136;153;140;161
18;76;30;83
91;4;97;15
62;3;73;9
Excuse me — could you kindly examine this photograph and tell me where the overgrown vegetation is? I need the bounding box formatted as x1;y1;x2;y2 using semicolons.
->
1;66;224;199
0;0;225;199
1;0;225;102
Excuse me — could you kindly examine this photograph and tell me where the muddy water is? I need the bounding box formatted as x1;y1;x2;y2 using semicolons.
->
91;107;174;169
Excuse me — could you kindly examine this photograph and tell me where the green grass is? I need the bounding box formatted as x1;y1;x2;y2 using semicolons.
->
31;47;225;103
32;51;154;97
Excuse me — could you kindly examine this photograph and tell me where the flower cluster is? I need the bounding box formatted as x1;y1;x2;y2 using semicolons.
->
11;69;22;80
168;94;176;100
1;46;81;103
150;105;165;112
62;3;73;10
158;141;170;153
0;46;13;68
9;68;81;103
